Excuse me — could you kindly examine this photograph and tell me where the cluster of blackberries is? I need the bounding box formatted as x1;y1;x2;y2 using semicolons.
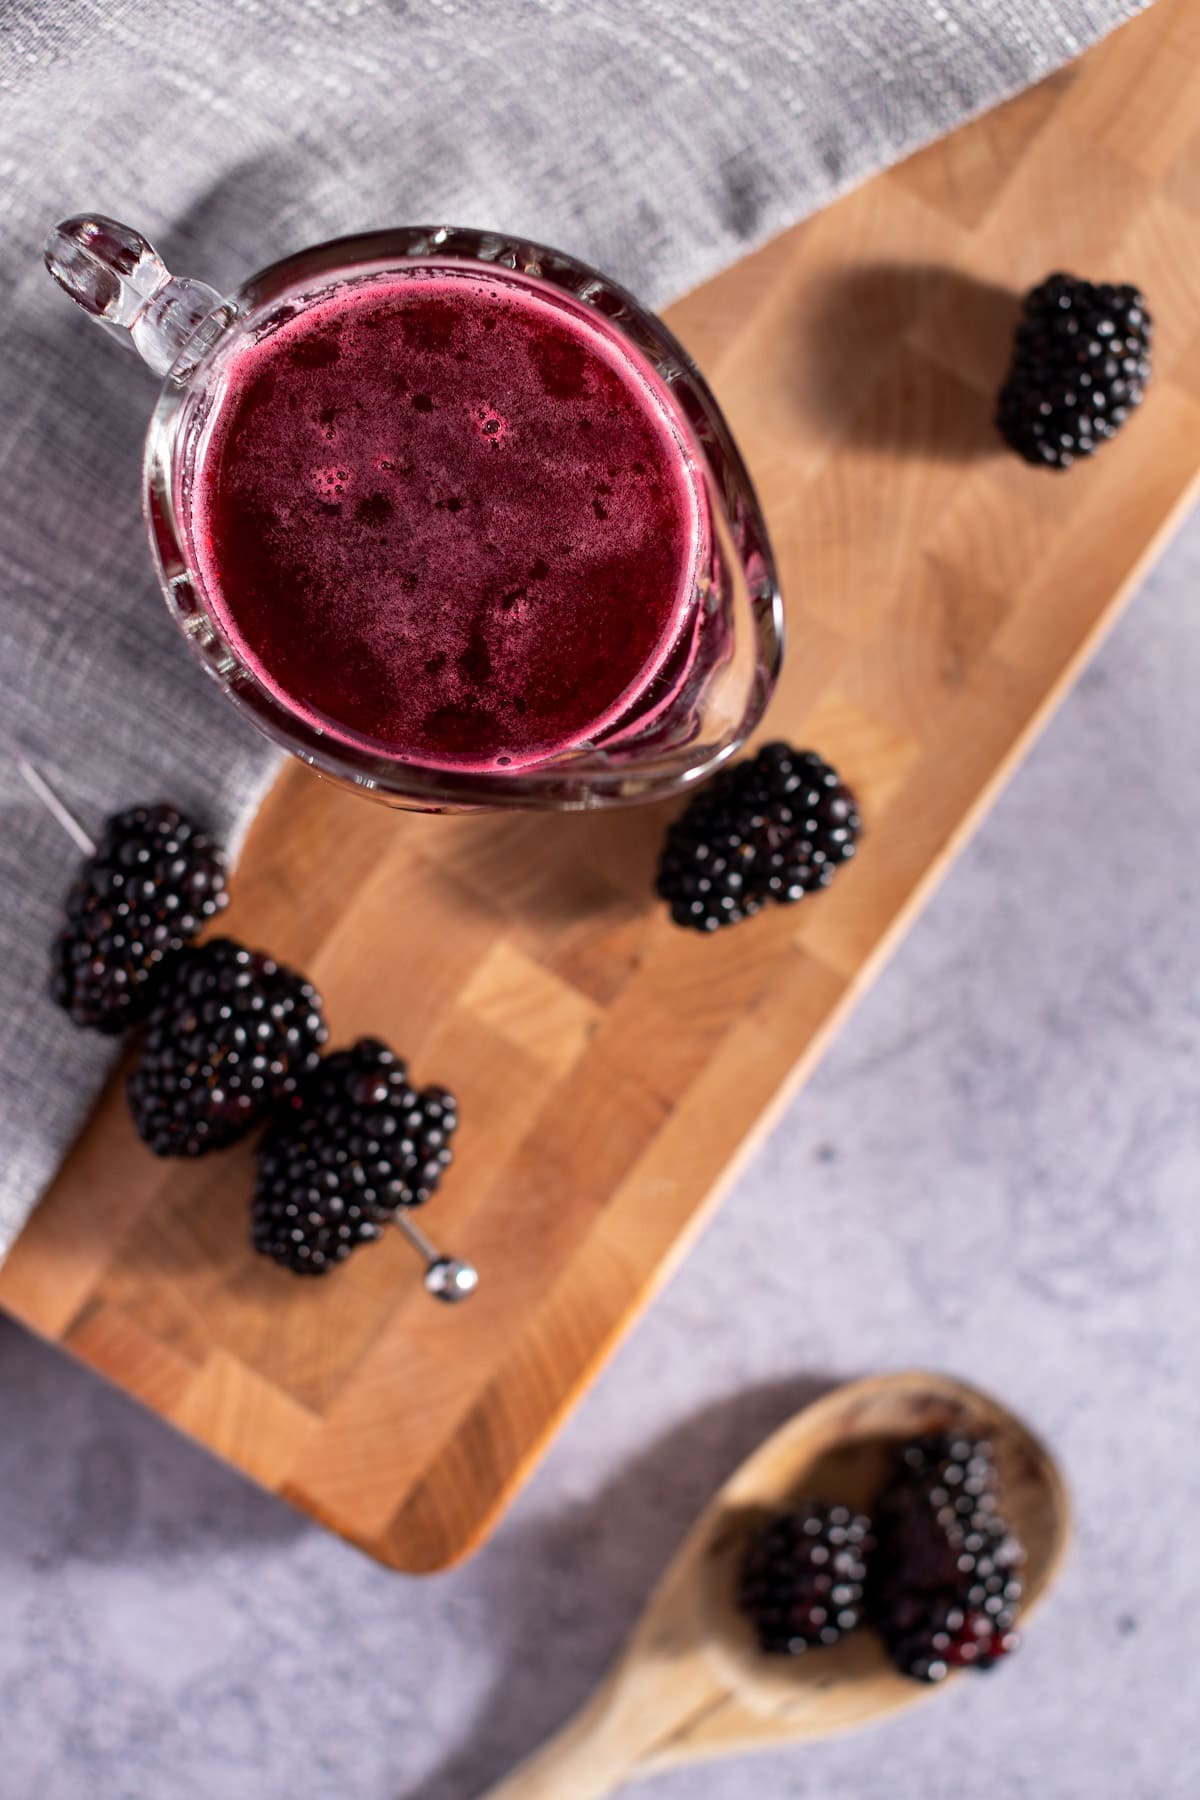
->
50;802;457;1278
657;743;861;932
737;1434;1024;1684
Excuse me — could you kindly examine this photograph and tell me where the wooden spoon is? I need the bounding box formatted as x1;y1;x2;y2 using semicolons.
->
478;1370;1070;1799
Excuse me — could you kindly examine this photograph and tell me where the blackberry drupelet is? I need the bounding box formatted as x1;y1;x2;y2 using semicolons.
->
126;938;326;1156
738;1502;873;1655
251;1037;458;1275
51;804;227;1032
655;762;765;933
996;273;1152;468
656;743;861;931
870;1434;1024;1683
740;743;861;903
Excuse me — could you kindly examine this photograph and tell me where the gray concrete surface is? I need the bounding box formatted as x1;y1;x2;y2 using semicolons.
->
1;507;1198;1800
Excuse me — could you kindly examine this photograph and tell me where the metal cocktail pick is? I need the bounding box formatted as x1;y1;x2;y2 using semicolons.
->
393;1210;480;1302
15;754;97;854
14;753;479;1303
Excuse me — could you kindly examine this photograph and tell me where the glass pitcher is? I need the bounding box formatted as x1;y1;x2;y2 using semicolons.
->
46;215;783;812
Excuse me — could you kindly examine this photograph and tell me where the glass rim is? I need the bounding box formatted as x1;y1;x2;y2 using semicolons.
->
144;224;784;811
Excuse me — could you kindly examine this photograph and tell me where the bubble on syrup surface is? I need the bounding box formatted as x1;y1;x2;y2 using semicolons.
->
475;404;507;444
313;465;351;501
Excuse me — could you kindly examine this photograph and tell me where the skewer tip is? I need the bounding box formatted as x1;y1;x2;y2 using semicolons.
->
425;1257;480;1302
12;753;97;855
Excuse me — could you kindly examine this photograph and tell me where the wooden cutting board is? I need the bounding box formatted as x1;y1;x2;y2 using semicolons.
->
3;0;1199;1573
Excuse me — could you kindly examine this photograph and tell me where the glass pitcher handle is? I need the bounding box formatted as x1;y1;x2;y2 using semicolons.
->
44;215;224;379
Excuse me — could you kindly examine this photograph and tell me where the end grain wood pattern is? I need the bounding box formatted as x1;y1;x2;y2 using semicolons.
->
3;0;1199;1571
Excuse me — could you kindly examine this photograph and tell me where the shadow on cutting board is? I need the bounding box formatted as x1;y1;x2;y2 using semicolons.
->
794;262;1021;463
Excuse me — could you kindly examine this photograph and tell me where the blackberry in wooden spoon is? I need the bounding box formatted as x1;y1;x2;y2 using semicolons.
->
126;938;327;1155
870;1434;1024;1682
739;1501;873;1654
50;801;228;1033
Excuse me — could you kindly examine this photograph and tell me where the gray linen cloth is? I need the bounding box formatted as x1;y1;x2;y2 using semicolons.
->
0;0;1147;1262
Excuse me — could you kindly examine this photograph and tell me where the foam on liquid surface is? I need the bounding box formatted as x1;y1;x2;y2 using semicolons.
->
191;266;706;770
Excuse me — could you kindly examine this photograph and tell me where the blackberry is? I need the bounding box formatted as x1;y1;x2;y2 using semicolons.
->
656;743;860;931
126;938;327;1156
51;804;227;1032
996;273;1152;468
738;1501;873;1655
870;1434;1024;1683
739;743;861;902
251;1037;457;1275
655;764;765;933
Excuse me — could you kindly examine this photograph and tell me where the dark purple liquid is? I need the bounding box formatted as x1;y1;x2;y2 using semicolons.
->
191;268;707;770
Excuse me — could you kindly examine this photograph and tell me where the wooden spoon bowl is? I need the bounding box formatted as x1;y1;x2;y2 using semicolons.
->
481;1371;1070;1798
